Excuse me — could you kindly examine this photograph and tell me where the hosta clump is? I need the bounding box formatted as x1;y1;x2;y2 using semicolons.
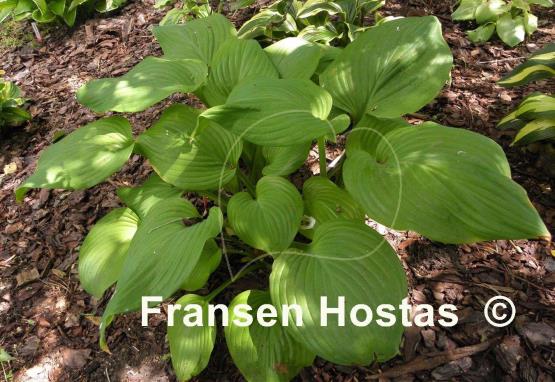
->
0;0;127;26
16;14;550;382
237;0;389;45
452;0;553;46
498;43;555;145
0;72;30;133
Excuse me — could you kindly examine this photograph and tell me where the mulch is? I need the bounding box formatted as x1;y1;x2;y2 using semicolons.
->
0;0;554;381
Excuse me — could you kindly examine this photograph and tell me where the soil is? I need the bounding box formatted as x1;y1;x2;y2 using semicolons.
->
1;0;554;381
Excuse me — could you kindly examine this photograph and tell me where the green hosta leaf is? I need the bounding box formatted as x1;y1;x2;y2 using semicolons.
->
346;115;409;156
344;122;550;243
498;93;555;129
270;220;407;364
117;173;183;219
301;176;364;238
227;176;303;253
264;37;322;80
168;294;216;381
16;117;134;202
200;39;278;107
320;17;452;122
49;0;65;16
475;0;509;24
78;208;139;298
237;9;285;40
262;142;311;176
512;118;555;145
523;12;538;35
226;290;315;382
181;240;221;291
154;14;237;62
296;0;343;19
77;57;207;113
498;43;555;87
467;22;496;43
452;0;481;20
100;200;223;350
136;105;242;191
298;25;338;44
496;14;526;47
201;78;334;146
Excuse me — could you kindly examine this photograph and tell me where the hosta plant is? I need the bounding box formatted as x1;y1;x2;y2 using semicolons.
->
0;72;30;132
0;0;127;26
498;43;555;145
452;0;553;47
237;0;388;45
154;0;212;26
16;14;550;382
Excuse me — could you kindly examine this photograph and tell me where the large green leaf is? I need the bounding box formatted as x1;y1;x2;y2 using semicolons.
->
320;17;453;122
296;0;343;19
200;39;279;107
117;173;183;219
467;22;496;43
136;105;242;191
343;122;550;243
16;117;134;202
264;37;322;80
77;57;207;113
227;176;303;253
99;200;223;350
496;14;526;47
475;0;509;24
78;208;139;298
498;43;555;87
180;240;221;291
168;294;216;381
201;78;334;146
261;143;311;176
270;220;407;365
226;290;315;382
301;176;364;238
153;13;237;63
346;115;410;156
451;0;481;20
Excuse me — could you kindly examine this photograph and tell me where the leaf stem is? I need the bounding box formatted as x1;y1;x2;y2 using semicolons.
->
318;137;327;178
206;263;264;301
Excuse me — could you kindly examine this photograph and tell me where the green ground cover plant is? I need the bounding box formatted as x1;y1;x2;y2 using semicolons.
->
0;0;128;26
451;0;553;46
237;0;388;44
15;13;549;382
0;71;30;133
498;43;555;144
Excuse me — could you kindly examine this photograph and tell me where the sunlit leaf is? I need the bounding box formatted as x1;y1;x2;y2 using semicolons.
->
270;220;407;364
344;122;551;243
498;43;555;87
78;208;139;298
201;78;334;146
264;37;322;79
154;13;237;63
168;294;216;381
320;17;452;122
228;176;303;253
136;104;242;191
496;14;526;47
226;290;315;382
16;117;134;202
100;200;223;350
77;57;207;113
